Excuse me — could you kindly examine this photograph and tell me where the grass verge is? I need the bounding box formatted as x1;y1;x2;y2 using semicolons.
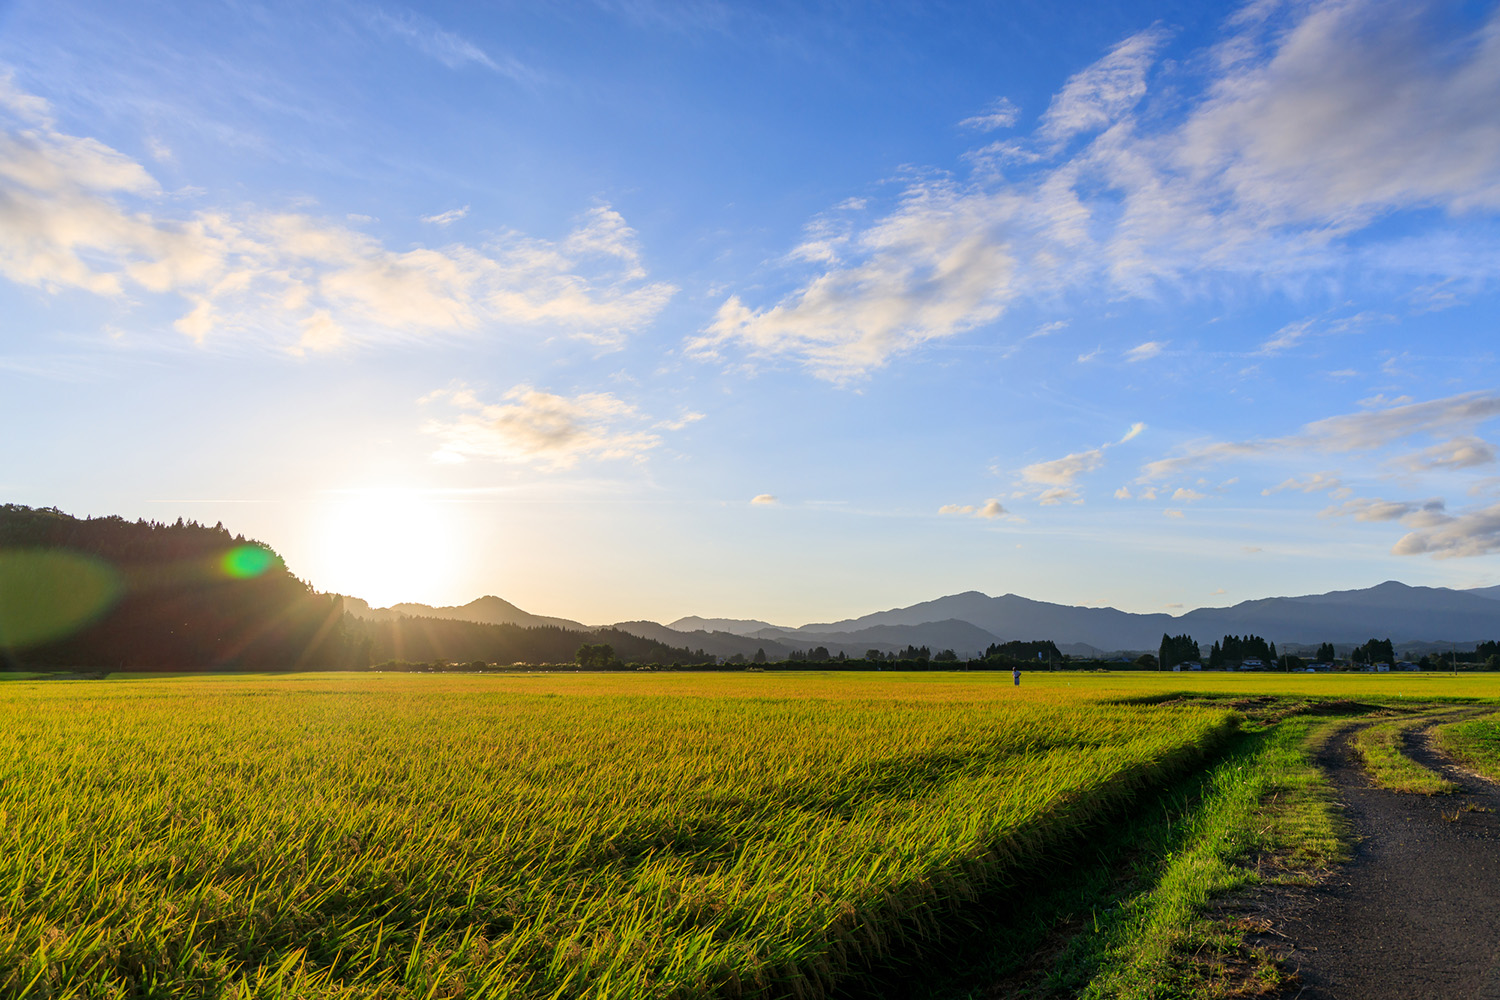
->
1352;717;1459;794
1075;715;1345;999
904;707;1347;1000
1435;712;1500;781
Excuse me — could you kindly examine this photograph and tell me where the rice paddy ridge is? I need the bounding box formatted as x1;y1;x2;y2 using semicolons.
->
0;672;1237;1000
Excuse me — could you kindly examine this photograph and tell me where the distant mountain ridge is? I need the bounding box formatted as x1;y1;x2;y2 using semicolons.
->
350;581;1500;659
342;595;587;632
667;615;786;636
513;581;1500;657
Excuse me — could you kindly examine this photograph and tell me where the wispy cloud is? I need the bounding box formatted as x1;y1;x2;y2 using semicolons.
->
1124;340;1164;363
423;384;667;470
1392;502;1500;558
1320;494;1500;559
0;87;675;353
422;206;469;226
959;97;1021;132
695;1;1500;381
1392;436;1497;473
1258;319;1311;355
1038;27;1167;145
365;7;537;83
1262;472;1345;496
940;498;1016;520
1140;391;1500;482
1015;421;1146;503
750;493;778;505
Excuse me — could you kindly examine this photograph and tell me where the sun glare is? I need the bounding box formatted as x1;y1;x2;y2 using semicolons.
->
309;489;462;608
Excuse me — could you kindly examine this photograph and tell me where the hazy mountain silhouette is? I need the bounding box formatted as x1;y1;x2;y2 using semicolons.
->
343;595;587;632
376;582;1500;656
667;615;786;636
750;618;1007;658
610;621;791;660
773;582;1500;649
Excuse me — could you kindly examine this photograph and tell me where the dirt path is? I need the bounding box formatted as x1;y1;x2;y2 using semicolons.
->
1274;717;1500;999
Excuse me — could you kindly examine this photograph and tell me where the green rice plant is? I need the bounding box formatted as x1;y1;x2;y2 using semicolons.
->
0;672;1235;1000
1352;717;1458;794
1435;712;1500;781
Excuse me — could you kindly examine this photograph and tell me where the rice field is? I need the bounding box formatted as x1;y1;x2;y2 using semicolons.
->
2;670;1497;999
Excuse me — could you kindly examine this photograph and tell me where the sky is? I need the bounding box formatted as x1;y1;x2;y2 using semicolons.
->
3;0;1500;626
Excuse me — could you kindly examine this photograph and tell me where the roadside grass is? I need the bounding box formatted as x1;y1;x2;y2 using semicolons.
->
1352;716;1460;794
1435;712;1500;781
0;673;1236;1000
879;703;1349;1000
1073;713;1346;1000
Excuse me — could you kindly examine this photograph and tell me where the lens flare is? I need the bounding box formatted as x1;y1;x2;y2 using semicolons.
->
221;545;275;579
0;549;122;650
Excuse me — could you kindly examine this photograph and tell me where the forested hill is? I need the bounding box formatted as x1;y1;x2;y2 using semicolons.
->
0;505;708;670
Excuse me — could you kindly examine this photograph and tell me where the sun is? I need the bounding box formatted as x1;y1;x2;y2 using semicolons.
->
308;488;461;608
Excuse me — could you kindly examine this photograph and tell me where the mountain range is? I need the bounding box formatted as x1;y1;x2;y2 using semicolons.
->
347;581;1500;660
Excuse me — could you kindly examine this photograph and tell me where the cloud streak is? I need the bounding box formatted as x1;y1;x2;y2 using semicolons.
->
1140;391;1500;483
696;1;1500;380
423;385;667;470
0;89;675;353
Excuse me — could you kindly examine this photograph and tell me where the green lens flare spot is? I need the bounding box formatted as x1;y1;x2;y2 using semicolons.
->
0;550;122;650
222;545;275;579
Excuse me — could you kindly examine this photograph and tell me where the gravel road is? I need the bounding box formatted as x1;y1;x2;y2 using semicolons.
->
1275;719;1500;999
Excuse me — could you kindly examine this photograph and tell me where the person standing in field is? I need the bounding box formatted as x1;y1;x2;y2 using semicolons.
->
1012;665;1020;686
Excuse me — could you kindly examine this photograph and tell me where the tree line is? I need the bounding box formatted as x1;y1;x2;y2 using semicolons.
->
0;505;714;671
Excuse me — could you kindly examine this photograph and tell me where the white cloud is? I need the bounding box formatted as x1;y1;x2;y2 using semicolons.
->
1164;509;1185;519
1038;27;1168;145
1016;423;1145;503
1038;487;1082;506
689;181;1023;381
1124;340;1165;363
1171;487;1205;502
1323;497;1445;522
1262;472;1344;495
1174;0;1500;228
423;385;665;469
1392;502;1500;558
1320;494;1500;559
977;498;1008;519
655;411;706;432
0;91;675;352
960;97;1021;132
1114;486;1132;499
940;499;1014;520
1020;446;1106;487
695;1;1500;380
751;494;778;505
1258;319;1312;355
1027;319;1069;339
422;206;469;226
1141;391;1500;482
1393;436;1497;472
0;71;50;124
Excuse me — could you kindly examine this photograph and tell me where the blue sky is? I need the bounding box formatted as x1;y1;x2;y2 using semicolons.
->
4;0;1500;625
